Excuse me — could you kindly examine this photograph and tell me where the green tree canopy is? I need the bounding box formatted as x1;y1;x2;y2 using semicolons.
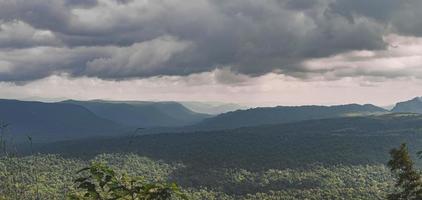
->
388;143;422;200
70;162;187;200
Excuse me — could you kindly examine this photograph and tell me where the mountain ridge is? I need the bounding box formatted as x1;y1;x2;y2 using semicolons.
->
63;100;211;128
392;97;422;113
193;103;388;130
0;99;127;142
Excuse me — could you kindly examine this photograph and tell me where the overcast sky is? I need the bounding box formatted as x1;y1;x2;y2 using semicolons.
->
1;0;422;106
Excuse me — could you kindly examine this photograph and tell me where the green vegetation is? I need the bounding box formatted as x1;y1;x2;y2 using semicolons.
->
388;144;422;200
0;154;395;199
0;154;184;200
4;104;422;199
70;162;186;200
40;114;422;170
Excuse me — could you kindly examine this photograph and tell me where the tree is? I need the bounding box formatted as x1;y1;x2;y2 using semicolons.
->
69;162;188;200
388;143;422;200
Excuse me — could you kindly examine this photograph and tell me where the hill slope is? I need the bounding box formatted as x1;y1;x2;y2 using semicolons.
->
392;97;422;113
63;100;211;128
39;113;422;170
194;104;387;130
0;99;125;141
180;102;247;115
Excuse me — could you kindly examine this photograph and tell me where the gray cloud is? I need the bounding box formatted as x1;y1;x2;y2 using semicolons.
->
300;35;422;81
331;0;422;36
64;0;98;7
0;0;420;82
0;20;61;48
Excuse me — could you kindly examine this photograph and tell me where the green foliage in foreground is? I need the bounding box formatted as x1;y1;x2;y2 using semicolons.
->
0;154;180;200
70;162;187;200
0;154;395;200
388;144;422;200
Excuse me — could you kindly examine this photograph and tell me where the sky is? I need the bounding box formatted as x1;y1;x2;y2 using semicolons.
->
1;0;422;107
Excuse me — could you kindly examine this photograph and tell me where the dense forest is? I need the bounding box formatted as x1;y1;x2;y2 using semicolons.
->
2;99;422;199
39;114;422;170
1;113;420;199
0;154;394;199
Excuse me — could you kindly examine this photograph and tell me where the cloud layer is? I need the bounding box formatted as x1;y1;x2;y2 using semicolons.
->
0;0;421;82
3;71;422;107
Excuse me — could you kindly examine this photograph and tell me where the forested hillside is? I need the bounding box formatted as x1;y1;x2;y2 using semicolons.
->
63;100;211;127
0;99;126;142
3;99;422;199
194;104;387;130
0;99;215;142
39;113;422;170
3;109;421;199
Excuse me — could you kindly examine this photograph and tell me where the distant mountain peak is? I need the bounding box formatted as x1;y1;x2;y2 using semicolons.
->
392;97;422;114
411;97;422;101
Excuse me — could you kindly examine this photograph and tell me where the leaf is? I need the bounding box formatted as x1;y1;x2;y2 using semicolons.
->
74;177;89;183
76;167;90;174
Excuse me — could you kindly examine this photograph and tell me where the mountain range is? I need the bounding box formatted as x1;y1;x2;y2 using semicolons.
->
0;99;125;141
2;97;422;142
63;100;211;128
194;104;388;130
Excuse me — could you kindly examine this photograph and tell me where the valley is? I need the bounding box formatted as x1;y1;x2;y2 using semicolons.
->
2;97;422;199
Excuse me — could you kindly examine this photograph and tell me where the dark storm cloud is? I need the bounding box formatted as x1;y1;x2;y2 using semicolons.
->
330;0;399;22
331;0;422;36
0;0;420;82
285;0;324;10
64;0;98;7
0;0;71;32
